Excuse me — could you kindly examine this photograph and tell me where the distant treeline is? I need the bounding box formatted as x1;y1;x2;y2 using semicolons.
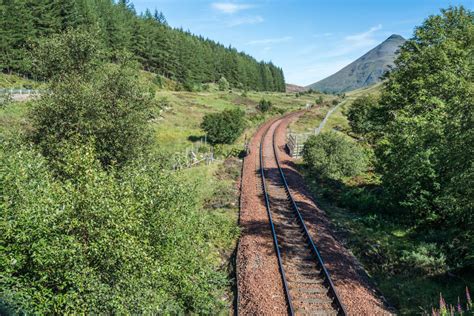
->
0;0;285;91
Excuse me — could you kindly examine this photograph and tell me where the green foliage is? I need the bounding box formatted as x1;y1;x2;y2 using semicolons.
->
400;244;447;275
316;95;324;105
0;93;12;108
32;28;102;80
218;76;229;91
257;99;272;113
370;6;474;267
346;94;382;137
153;74;164;87
157;96;170;109
29;30;153;168
1;1;285;91
201;109;245;144
303;132;368;180
300;161;474;314
332;6;474;271
0;140;234;314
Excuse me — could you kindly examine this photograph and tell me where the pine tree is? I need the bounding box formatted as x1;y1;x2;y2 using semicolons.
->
1;0;34;73
2;0;286;91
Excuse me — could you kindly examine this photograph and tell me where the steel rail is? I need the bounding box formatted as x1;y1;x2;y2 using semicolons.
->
260;119;295;315
271;116;348;316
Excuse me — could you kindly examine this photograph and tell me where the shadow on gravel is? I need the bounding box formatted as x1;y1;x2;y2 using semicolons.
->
261;165;379;293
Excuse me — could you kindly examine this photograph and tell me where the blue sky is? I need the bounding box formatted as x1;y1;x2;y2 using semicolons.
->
130;0;472;86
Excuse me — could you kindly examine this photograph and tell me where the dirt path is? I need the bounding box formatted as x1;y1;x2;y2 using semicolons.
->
237;112;394;315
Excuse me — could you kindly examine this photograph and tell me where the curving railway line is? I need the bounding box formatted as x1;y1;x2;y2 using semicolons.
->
258;114;347;316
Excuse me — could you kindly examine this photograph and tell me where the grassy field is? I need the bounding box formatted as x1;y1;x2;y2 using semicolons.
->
0;73;47;89
287;94;339;134
151;88;311;153
293;82;474;315
321;82;383;134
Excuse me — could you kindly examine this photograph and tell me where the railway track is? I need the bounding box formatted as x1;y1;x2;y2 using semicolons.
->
259;115;347;316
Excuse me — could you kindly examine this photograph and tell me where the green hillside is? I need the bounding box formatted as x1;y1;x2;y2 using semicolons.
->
1;0;285;92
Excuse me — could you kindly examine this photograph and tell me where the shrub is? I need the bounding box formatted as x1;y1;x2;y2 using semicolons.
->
339;187;382;213
29;31;154;168
302;132;368;180
153;74;163;88
0;93;12;108
257;99;272;112
201;109;245;144
346;95;381;136
182;79;194;92
33;29;101;80
218;76;229;91
400;243;447;275
0;141;233;314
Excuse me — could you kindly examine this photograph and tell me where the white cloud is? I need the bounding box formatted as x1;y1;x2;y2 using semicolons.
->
211;2;254;14
246;36;292;45
313;32;333;38
287;25;384;85
345;24;382;46
228;15;264;27
311;24;383;59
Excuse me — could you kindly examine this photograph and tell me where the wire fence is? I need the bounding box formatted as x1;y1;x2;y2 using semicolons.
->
172;137;217;170
0;88;45;95
287;100;347;158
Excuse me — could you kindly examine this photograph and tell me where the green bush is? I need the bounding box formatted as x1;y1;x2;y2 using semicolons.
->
218;77;229;91
33;29;101;80
0;93;12;108
257;99;272;113
201;109;245;144
346;95;382;137
0;141;234;314
153;74;164;88
339;187;382;213
29;30;154;168
316;96;323;105
303;132;368;180
400;243;447;275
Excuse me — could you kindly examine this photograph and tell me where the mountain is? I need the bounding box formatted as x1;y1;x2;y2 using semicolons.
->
307;34;406;94
286;84;307;93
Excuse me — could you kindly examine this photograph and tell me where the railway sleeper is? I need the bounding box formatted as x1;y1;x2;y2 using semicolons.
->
280;242;310;250
287;270;322;278
291;287;327;294
280;247;309;255
288;278;325;284
295;311;338;316
283;254;314;261
277;230;307;239
297;297;334;305
278;223;301;230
